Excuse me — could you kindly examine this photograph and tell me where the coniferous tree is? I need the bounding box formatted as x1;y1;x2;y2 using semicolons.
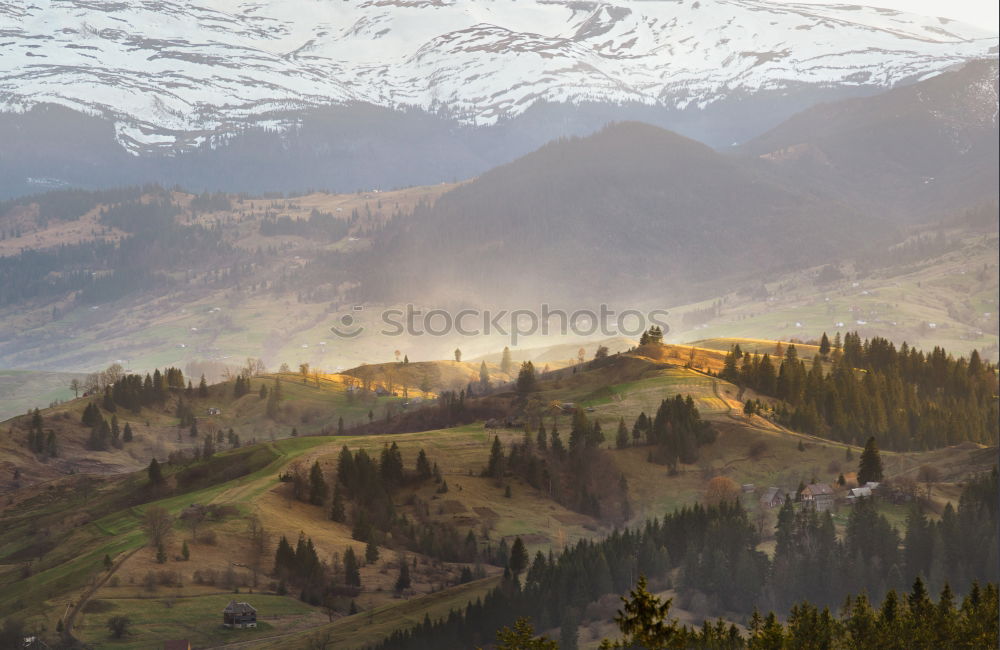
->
486;436;504;478
148;458;164;485
858;436;884;485
330;485;346;523
395;554;412;594
516;361;538;393
343;546;361;587
500;346;513;375
509;537;529;576
308;461;327;505
366;538;380;564
197;374;208;397
415;448;432;480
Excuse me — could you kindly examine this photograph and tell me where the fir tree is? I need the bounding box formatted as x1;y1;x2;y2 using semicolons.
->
343;546;361;587
365;537;380;564
516;361;538;393
858;436;884;485
486;435;504;478
500;346;513;375
308;460;327;505
148;457;164;484
509;537;529;576
395;555;412;594
330;485;346;523
415;448;432;480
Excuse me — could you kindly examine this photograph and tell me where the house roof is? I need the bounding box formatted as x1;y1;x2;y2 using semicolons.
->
761;487;783;502
804;483;834;496
223;600;257;614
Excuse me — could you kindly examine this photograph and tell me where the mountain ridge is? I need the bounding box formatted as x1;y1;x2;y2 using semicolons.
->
1;0;995;154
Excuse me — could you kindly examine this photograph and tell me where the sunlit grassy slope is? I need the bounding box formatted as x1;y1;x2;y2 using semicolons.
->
1;342;994;648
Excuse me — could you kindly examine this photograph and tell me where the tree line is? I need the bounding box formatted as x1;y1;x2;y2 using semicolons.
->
495;576;998;649
368;469;998;649
720;334;998;450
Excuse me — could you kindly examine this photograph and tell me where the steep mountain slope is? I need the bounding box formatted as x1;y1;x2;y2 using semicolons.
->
0;1;995;196
362;121;873;304
743;59;1000;220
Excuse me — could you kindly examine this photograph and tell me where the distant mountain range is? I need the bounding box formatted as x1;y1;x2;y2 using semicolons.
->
363;60;999;304
0;0;996;197
743;58;999;221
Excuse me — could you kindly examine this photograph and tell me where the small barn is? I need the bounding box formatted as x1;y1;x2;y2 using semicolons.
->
223;600;257;628
759;487;785;509
801;483;835;512
846;485;873;504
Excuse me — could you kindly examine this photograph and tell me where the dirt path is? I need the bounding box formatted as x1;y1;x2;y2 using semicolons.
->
63;545;143;645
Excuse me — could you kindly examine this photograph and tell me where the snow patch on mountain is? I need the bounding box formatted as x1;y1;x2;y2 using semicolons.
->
0;0;995;153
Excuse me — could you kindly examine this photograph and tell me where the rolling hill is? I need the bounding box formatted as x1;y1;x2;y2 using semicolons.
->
1;339;994;648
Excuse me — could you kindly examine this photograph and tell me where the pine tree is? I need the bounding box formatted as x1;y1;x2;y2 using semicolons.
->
819;332;831;356
516;361;538;393
365;537;380;564
858;436;884;485
181;540;190;561
330;485;346;523
198;374;208;397
509;537;529;576
500;346;512;375
479;361;490;387
616;417;630;449
343;546;361;587
308;461;327;505
487;435;504;478
266;377;281;419
148;458;164;484
415;448;432;480
122;422;133;442
395;555;412;594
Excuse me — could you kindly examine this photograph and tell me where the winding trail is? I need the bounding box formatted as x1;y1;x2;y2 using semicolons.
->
62;545;143;645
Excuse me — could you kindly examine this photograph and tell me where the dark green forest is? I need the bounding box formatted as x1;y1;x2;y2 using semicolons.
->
720;334;998;450
367;470;998;650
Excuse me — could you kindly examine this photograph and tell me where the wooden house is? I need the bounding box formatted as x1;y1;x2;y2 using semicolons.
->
223;600;257;628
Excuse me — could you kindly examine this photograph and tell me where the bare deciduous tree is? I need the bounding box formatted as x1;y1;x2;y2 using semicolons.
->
142;505;173;548
247;514;268;587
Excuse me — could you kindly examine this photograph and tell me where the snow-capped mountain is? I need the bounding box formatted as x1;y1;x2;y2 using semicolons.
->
1;0;996;154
